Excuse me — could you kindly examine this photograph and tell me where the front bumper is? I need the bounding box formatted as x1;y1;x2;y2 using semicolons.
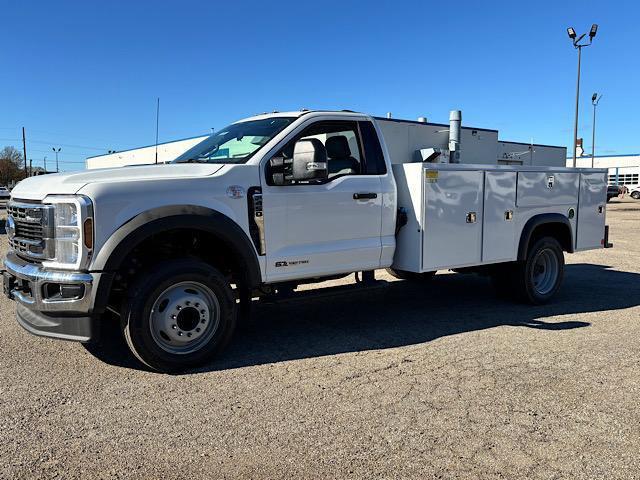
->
2;251;106;342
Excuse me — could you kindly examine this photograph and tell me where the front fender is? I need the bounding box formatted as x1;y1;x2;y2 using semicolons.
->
90;205;262;288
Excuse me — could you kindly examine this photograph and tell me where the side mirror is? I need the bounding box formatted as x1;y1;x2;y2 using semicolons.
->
291;139;328;182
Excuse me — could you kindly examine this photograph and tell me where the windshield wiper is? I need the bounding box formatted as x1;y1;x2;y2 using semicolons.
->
181;158;208;164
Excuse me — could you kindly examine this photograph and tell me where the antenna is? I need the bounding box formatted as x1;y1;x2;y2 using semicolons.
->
154;97;160;164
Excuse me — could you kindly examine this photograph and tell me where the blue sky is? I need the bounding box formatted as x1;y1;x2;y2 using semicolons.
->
1;0;638;171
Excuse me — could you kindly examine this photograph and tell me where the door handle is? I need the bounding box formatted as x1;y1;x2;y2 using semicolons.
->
353;192;378;200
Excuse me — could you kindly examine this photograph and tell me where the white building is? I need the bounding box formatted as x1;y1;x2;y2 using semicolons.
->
86;135;207;169
566;154;640;188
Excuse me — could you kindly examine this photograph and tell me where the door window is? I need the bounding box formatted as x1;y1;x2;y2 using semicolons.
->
274;121;363;180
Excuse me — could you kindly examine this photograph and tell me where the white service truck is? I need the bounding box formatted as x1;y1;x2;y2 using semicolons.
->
2;110;611;372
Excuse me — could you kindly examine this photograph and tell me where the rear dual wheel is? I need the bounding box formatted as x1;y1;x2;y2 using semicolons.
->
121;259;237;373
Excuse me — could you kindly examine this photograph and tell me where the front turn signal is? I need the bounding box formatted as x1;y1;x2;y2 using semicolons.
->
83;218;94;249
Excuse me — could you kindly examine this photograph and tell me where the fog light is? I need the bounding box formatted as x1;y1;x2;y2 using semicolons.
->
61;284;84;299
43;283;85;300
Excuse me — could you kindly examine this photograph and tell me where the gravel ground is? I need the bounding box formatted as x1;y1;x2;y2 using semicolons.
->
1;200;639;479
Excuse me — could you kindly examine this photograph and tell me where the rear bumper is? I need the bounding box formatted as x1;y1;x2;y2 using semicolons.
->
3;251;108;342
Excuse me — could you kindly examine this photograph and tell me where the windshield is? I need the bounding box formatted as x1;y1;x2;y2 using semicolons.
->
173;117;294;164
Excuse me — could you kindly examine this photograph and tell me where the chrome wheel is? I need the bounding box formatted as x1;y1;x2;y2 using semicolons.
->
531;249;559;296
149;281;220;355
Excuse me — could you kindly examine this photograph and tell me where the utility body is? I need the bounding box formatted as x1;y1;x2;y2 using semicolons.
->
2;110;611;371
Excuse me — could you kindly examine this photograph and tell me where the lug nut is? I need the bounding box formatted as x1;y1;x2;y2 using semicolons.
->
172;325;177;329
187;333;192;337
178;332;183;336
196;328;201;333
186;301;191;306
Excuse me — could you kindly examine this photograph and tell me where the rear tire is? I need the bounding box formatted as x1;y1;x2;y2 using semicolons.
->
121;259;237;373
513;236;564;304
386;268;436;282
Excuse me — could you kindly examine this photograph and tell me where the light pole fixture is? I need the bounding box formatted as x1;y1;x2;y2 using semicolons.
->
52;147;61;172
591;93;602;167
567;23;598;167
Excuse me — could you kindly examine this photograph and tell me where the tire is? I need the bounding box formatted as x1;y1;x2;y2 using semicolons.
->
386;268;436;282
631;191;640;200
513;236;564;305
121;259;237;373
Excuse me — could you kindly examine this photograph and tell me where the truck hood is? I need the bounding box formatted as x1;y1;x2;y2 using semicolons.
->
10;163;226;201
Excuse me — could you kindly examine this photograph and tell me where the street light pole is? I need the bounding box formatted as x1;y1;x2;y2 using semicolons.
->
591;93;602;168
52;147;61;172
567;24;598;168
572;45;582;168
43;156;47;173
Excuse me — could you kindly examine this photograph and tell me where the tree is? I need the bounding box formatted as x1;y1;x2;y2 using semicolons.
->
0;146;26;186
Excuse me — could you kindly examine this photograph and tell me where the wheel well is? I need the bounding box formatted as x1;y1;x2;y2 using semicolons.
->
530;223;572;251
106;228;249;311
519;217;573;261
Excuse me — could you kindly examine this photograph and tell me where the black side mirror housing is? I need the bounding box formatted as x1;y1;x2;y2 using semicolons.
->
291;138;328;182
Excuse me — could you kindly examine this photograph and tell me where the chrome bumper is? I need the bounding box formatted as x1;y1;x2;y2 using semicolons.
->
2;251;106;342
3;251;97;313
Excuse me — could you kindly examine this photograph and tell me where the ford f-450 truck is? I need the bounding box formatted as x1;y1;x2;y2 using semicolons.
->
2;110;611;372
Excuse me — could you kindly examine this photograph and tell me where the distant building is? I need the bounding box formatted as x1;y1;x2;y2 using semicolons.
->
566;154;640;188
86;135;208;169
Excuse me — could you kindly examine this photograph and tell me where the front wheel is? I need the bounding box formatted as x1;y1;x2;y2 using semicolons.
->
121;259;237;372
514;236;564;304
631;191;640;200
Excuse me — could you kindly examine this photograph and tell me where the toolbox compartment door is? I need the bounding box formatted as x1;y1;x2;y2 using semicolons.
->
516;171;579;207
576;171;607;250
483;171;517;263
422;169;483;270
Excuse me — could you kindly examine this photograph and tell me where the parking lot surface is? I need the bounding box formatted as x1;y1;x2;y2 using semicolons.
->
1;200;639;479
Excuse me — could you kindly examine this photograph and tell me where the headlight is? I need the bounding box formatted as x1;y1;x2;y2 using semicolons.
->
42;195;94;270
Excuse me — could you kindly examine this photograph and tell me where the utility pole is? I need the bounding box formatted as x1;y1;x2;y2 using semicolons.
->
44;156;47;173
567;24;598;167
22;127;28;177
29;159;32;177
155;97;160;164
52;147;61;172
591;93;602;168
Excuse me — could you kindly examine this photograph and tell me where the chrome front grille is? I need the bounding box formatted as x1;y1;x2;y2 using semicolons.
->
7;201;55;261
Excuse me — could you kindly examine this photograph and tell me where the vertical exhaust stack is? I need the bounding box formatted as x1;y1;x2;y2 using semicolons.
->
448;110;461;163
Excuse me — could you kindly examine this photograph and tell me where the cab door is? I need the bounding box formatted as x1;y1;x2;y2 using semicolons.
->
261;120;384;282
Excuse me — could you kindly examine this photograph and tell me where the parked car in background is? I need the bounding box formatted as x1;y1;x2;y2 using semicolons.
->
607;185;623;202
630;186;640;200
0;186;11;201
